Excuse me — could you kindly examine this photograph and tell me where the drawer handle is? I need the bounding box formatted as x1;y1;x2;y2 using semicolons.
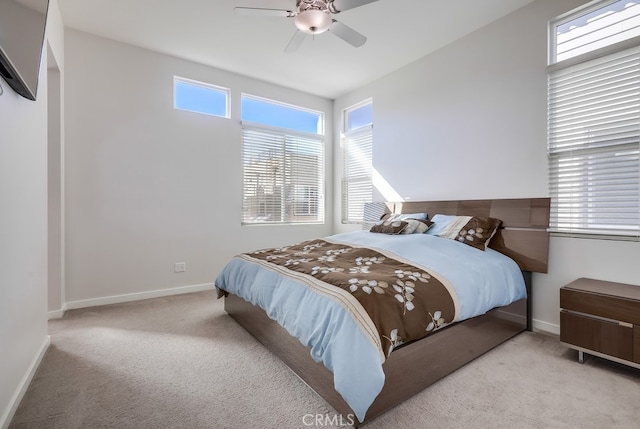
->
619;321;633;328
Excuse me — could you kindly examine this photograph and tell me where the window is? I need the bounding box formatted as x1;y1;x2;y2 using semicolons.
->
241;95;324;225
342;100;373;224
173;76;229;118
551;0;640;63
548;1;640;239
241;95;323;134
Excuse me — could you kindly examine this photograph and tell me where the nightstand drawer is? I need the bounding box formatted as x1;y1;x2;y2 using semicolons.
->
635;326;640;364
560;310;633;362
560;288;640;324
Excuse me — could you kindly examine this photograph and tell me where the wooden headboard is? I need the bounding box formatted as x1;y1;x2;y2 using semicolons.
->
386;198;551;273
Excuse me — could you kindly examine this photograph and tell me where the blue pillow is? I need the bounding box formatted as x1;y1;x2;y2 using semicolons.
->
426;214;457;236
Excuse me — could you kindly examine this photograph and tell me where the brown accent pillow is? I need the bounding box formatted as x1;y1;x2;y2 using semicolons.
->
370;220;408;235
438;216;502;250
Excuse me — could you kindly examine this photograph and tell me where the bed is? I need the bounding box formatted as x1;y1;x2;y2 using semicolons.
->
215;198;550;426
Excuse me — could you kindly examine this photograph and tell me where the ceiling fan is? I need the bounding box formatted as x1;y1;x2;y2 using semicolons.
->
235;0;379;53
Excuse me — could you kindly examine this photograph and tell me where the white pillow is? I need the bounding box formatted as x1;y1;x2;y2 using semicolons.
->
400;218;433;234
384;212;428;221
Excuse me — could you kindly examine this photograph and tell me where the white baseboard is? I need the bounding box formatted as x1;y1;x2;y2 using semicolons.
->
492;310;560;336
47;303;67;320
532;318;560;335
1;335;50;429
65;283;215;310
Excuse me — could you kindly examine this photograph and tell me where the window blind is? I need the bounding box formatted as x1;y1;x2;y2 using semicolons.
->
555;1;640;63
342;125;373;224
242;125;324;224
548;45;640;237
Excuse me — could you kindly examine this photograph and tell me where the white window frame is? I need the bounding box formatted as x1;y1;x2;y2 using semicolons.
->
547;1;640;240
240;95;325;226
549;0;640;65
341;99;373;224
241;93;324;136
173;76;230;118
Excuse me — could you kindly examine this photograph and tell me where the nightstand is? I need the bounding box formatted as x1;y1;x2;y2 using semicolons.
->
560;277;640;369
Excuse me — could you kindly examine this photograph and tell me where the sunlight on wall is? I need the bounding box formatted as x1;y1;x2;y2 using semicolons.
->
372;168;404;202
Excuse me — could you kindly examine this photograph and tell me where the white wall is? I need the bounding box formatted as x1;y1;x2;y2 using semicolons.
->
334;0;640;334
63;29;334;306
47;49;64;315
0;1;64;427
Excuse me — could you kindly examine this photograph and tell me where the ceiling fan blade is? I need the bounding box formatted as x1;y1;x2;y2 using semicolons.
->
284;30;306;53
328;20;367;47
234;7;295;18
329;0;378;13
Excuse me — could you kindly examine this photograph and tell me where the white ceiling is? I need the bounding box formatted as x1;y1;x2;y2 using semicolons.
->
56;0;535;99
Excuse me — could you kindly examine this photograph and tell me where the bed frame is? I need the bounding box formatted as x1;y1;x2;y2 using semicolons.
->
224;197;550;426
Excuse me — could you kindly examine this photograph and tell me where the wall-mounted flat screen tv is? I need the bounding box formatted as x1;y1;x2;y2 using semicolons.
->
0;0;50;101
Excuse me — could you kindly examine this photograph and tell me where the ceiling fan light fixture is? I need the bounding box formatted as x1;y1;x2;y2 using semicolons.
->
295;9;332;34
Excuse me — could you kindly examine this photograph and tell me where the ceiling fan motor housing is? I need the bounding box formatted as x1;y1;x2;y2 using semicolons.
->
295;0;333;34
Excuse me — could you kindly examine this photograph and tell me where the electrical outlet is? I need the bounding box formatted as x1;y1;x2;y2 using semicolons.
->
174;262;186;273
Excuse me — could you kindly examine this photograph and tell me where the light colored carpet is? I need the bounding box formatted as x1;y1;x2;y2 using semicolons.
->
9;290;640;429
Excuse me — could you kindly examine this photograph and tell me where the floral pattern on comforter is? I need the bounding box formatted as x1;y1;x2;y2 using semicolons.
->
246;238;456;356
